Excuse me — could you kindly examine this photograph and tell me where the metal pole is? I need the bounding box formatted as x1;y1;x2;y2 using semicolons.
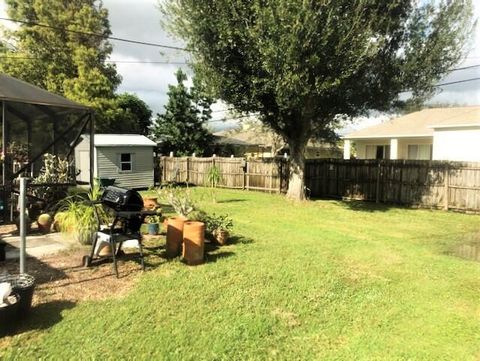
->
89;112;95;187
19;177;28;273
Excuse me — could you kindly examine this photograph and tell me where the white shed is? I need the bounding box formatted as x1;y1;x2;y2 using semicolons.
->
75;134;157;189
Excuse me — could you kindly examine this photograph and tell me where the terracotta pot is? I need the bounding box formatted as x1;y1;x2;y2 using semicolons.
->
143;197;159;210
98;242;113;257
215;230;230;246
37;214;52;234
183;221;205;265
166;216;186;258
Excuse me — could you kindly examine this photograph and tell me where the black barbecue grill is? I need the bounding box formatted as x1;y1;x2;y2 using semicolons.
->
83;186;157;277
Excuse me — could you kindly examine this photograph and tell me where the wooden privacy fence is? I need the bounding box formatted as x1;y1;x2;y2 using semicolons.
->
161;157;480;212
161;156;289;193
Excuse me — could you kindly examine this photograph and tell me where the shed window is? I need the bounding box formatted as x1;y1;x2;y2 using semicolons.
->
120;153;132;171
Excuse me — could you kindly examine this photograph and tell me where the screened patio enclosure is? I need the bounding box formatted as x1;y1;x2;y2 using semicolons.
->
0;74;94;222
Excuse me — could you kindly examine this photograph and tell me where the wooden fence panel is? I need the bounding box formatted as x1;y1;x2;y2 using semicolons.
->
188;157;213;186
161;157;480;212
215;158;244;189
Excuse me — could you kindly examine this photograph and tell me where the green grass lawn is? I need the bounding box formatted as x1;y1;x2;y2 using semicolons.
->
3;188;480;360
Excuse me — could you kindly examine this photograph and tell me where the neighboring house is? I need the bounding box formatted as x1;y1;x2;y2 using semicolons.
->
343;106;480;162
214;128;341;159
75;134;156;189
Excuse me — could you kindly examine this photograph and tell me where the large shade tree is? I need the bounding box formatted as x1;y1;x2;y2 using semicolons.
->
0;0;121;130
160;0;475;199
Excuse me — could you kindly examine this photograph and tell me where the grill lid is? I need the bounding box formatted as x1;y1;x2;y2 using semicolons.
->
101;186;144;211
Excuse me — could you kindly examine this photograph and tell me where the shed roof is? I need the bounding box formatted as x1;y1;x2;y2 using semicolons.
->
0;73;89;109
344;106;480;139
86;134;156;147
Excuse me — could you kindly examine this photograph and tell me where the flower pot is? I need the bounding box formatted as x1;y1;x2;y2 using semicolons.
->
0;241;6;262
146;223;160;235
37;214;52;234
0;293;20;336
0;274;35;319
143;197;159;210
215;230;230;246
183;221;205;265
166;216;186;258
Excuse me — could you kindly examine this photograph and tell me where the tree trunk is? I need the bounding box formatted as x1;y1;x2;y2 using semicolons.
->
286;138;307;200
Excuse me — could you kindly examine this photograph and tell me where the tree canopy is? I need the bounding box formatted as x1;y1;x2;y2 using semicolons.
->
152;69;213;156
0;0;121;130
161;0;474;199
106;93;153;135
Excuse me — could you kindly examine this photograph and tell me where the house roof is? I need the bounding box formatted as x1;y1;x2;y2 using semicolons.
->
214;128;277;147
213;135;252;146
0;73;89;109
85;134;156;147
215;128;338;149
344;106;480;139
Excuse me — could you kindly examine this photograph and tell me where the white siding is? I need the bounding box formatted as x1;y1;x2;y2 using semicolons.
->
96;146;154;188
74;136;92;183
433;127;480;161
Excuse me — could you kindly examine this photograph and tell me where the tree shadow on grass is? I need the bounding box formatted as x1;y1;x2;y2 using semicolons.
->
337;200;393;213
217;199;247;204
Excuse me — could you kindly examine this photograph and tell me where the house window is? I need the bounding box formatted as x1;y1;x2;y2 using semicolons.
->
120;153;132;171
366;145;390;159
408;145;432;160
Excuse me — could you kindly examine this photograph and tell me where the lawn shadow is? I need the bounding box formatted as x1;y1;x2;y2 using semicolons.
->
14;300;76;334
338;200;393;213
228;235;254;245
1;255;67;286
205;251;235;263
217;199;247;204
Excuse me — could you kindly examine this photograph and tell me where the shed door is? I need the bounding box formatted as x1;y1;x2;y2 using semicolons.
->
78;151;90;183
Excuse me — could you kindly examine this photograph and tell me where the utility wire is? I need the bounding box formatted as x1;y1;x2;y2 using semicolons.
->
0;52;477;74
435;77;480;87
0;17;189;51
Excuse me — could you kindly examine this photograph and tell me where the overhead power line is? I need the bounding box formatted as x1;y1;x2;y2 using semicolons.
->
0;17;189;51
435;77;480;87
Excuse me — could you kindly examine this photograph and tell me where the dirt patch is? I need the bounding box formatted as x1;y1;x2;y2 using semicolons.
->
1;248;143;305
0;233;166;305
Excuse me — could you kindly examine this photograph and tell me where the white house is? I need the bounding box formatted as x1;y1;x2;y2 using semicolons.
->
343;106;480;162
75;134;157;189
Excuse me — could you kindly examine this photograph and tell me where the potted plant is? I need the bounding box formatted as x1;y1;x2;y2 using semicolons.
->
144;213;163;235
37;213;52;234
56;186;110;244
205;214;233;245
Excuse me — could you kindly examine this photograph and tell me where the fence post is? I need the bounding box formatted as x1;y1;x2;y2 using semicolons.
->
269;161;274;193
375;161;382;203
162;157;166;183
279;160;283;193
186;157;190;184
246;161;250;190
335;162;340;197
444;165;449;211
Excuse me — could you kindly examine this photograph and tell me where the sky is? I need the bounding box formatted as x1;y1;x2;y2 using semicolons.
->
0;0;479;131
